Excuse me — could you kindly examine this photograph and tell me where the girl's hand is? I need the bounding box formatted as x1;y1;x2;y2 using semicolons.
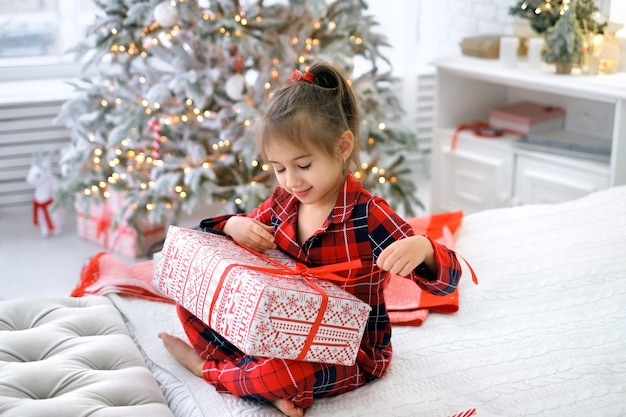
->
223;216;276;252
376;235;436;276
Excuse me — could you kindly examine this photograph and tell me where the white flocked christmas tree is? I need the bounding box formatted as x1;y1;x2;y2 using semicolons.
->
55;0;421;230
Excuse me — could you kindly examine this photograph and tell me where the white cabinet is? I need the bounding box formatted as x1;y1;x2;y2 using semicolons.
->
437;130;514;212
430;56;626;214
514;154;609;205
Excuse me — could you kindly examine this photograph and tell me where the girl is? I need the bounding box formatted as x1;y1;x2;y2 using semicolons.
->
158;62;462;417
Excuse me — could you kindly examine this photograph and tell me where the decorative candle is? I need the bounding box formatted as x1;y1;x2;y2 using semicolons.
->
527;37;544;69
500;36;519;68
616;28;626;72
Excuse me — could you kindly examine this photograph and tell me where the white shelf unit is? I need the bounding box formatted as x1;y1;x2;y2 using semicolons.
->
430;56;626;214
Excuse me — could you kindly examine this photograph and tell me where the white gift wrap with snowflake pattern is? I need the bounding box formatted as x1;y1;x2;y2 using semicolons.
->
153;226;372;365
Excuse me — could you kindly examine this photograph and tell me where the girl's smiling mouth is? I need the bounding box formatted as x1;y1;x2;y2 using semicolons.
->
293;188;311;198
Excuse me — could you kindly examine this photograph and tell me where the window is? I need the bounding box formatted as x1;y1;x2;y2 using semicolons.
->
0;0;96;81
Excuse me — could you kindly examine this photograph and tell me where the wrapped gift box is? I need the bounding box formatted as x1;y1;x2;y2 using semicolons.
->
75;193;167;258
75;197;113;248
489;101;565;135
460;34;501;59
107;220;167;258
153;226;372;365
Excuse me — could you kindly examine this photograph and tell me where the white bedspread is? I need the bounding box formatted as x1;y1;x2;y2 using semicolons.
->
111;185;626;417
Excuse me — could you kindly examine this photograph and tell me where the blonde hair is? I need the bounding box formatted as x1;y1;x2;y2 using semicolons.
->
256;62;361;173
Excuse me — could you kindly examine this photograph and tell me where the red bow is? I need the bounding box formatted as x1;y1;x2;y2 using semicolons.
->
288;69;314;83
206;243;364;361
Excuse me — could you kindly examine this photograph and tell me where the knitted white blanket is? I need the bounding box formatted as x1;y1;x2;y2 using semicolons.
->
111;185;626;417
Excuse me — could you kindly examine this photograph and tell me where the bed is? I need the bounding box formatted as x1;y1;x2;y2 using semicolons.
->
2;185;625;417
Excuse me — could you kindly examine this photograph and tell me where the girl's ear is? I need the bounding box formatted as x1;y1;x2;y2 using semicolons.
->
337;130;354;159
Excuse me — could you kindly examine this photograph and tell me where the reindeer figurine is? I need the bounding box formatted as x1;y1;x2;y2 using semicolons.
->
26;152;64;237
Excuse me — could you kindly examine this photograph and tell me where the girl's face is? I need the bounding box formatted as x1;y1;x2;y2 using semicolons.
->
265;137;344;209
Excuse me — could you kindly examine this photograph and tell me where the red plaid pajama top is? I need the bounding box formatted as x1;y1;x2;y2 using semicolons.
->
181;174;462;409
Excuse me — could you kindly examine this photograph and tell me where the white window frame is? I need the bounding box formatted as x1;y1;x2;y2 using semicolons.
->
0;0;96;82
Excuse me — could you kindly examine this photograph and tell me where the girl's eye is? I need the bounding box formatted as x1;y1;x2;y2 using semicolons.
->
298;163;311;170
275;167;286;173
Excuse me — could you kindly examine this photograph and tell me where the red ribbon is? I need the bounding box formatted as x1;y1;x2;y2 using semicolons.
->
450;120;524;151
95;210;112;247
33;198;54;232
205;244;363;361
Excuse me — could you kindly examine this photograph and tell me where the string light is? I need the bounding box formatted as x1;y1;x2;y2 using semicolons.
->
65;0;416;229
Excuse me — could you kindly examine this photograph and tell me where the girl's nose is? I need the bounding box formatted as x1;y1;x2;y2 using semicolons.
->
285;170;301;188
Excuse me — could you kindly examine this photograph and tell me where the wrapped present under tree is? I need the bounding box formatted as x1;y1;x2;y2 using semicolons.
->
75;190;167;258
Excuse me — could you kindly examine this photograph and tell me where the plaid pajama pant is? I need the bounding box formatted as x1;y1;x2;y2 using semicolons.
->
177;304;371;409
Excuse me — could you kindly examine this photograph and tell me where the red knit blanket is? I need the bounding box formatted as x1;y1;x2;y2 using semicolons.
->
72;251;458;326
72;211;464;326
71;252;174;304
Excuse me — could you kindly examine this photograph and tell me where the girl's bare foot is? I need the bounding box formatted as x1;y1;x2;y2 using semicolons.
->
272;398;304;417
159;333;304;416
158;332;204;377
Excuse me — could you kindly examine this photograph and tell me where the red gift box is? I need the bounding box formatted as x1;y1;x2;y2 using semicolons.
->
153;226;372;365
75;193;167;258
489;101;565;135
108;219;166;258
75;198;113;247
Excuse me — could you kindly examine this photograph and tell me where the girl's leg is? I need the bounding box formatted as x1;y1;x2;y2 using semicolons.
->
158;332;304;417
171;304;369;411
203;354;368;409
158;332;204;377
176;304;244;362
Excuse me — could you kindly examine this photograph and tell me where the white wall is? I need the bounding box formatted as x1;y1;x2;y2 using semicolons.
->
368;0;620;129
368;0;516;76
366;0;516;130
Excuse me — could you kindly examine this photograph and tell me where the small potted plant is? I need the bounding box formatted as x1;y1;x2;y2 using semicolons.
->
543;5;585;74
509;0;605;36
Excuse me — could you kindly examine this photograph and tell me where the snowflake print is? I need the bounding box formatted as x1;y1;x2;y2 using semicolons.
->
305;298;318;312
341;303;352;316
254;340;271;355
359;305;371;317
280;343;293;357
265;291;280;313
286;294;299;310
256;321;271;336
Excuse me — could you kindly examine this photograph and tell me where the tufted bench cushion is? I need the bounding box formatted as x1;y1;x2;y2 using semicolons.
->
0;296;174;417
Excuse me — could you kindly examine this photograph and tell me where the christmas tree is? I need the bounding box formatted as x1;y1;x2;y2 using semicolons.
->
55;0;421;230
543;4;585;71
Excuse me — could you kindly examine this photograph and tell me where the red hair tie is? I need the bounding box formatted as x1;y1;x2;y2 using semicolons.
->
288;69;314;83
